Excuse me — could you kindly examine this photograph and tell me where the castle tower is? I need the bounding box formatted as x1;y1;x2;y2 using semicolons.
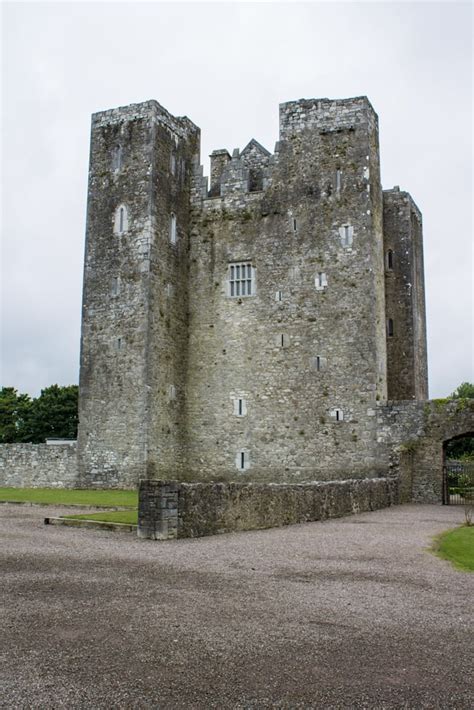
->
185;97;389;481
77;101;199;486
383;188;428;399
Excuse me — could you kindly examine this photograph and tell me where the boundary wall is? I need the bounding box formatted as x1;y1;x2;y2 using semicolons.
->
137;477;399;540
0;443;78;488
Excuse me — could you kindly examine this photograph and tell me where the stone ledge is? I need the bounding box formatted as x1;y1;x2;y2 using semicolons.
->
44;517;136;533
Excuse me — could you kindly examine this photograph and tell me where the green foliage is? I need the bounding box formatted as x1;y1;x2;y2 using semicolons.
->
0;385;78;443
0;487;137;507
450;382;474;399
446;436;474;460
0;388;32;443
434;526;474;572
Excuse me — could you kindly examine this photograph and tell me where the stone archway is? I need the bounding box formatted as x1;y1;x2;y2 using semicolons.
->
382;399;474;503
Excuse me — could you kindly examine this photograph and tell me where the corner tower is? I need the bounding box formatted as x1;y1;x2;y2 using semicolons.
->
77;101;199;486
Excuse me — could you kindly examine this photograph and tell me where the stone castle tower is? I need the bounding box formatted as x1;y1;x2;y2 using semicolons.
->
77;96;428;488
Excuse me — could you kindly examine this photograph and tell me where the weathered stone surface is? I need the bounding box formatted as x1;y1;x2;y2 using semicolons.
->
0;443;78;488
138;477;399;539
77;95;429;488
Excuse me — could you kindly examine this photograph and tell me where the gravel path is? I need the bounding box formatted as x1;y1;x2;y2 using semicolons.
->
1;502;472;709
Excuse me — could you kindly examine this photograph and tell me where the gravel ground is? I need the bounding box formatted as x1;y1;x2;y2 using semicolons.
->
1;502;472;709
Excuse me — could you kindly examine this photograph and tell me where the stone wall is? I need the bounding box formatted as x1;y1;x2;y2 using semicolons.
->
377;399;474;502
138;476;399;540
0;443;78;488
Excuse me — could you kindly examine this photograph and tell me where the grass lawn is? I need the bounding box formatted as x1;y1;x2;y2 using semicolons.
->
0;487;137;508
63;510;138;525
435;526;474;572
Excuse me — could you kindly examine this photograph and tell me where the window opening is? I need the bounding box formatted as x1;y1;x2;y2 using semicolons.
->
336;169;342;192
229;262;254;297
387;250;394;270
339;224;353;247
170;213;177;245
112;277;119;296
315;272;327;290
387;318;394;337
116;337;122;350
275;290;283;302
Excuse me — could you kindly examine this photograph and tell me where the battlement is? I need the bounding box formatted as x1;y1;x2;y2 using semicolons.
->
279;95;377;139
91;99;200;142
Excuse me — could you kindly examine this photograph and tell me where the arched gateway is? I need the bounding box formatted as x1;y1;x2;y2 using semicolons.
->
380;399;474;503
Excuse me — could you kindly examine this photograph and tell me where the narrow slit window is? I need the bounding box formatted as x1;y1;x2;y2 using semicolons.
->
228;262;254;297
170;213;177;245
316;356;321;371
116;337;122;350
114;204;128;234
233;397;247;417
315;272;328;290
275;290;283;302
292;218;298;233
112;277;119;296
236;450;249;471
387;318;394;337
336;169;342;192
387;250;394;270
112;145;122;171
238;399;243;416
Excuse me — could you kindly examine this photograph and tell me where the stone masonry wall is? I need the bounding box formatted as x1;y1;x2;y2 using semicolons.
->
138;476;399;539
185;97;389;483
0;443;78;488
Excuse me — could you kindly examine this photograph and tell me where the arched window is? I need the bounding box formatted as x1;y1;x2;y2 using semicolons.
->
170;213;177;245
114;204;128;235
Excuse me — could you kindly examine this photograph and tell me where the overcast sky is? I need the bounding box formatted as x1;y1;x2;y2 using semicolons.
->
1;1;473;399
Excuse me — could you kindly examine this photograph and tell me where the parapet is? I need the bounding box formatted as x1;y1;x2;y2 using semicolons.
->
383;187;422;223
91;99;200;141
279;96;377;139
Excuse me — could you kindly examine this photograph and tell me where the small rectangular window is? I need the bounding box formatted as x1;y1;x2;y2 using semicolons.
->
233;397;247;417
236;449;249;471
293;218;297;233
386;250;394;270
336;169;342;192
315;272;328;290
387;318;394;337
275;290;283;302
116;337;122;351
339;224;353;247
112;277;119;296
228;262;254;298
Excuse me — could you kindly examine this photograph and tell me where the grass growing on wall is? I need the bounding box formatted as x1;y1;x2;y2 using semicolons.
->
434;526;474;572
63;510;138;525
0;487;137;508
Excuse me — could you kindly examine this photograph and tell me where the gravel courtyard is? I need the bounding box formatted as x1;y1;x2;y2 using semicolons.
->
1;503;472;709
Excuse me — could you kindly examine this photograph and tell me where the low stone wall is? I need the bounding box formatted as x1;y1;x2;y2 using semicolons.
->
138;476;399;540
0;443;78;488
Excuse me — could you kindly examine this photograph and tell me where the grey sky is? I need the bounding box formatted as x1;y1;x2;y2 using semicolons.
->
1;1;472;398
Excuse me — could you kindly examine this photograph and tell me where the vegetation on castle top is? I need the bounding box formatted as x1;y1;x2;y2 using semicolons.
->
433;526;474;572
0;385;78;443
0;487;137;508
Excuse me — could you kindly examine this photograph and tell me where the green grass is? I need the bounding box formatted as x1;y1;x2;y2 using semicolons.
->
0;487;137;508
435;526;474;572
64;510;138;525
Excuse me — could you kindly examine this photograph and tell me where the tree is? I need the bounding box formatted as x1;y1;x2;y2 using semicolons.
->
0;387;32;443
450;382;474;399
28;385;79;443
0;385;78;443
446;382;474;460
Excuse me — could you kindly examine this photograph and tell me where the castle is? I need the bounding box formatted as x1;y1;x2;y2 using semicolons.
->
77;96;429;489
